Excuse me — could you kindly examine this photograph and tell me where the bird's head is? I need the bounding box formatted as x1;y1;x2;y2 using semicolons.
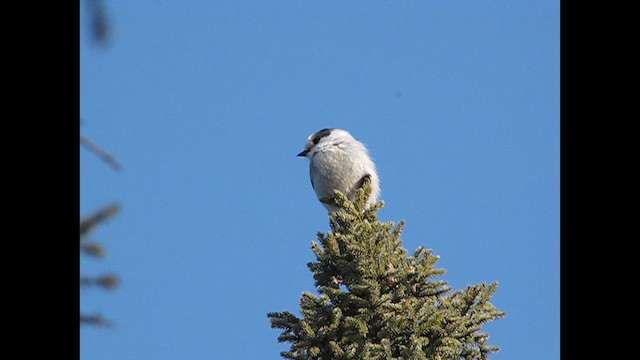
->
297;128;354;158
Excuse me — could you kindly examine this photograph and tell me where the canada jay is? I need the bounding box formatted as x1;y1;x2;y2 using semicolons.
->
297;128;380;212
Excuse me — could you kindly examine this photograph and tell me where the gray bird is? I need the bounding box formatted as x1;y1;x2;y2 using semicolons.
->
297;128;380;212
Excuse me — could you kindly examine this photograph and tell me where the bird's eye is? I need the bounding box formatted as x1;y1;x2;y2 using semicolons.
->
312;128;332;144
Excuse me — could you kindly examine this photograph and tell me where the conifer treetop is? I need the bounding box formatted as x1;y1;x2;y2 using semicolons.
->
269;178;505;359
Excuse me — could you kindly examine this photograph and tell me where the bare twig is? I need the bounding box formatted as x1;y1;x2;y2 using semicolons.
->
80;241;105;257
80;313;113;327
80;274;120;290
80;202;120;236
80;135;122;171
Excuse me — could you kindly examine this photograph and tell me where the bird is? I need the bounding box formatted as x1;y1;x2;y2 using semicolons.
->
297;128;380;212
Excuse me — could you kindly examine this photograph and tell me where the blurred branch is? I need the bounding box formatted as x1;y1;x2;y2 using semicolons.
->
80;202;120;237
80;135;122;171
81;0;119;331
81;241;105;257
86;0;111;46
80;274;120;290
80;313;113;327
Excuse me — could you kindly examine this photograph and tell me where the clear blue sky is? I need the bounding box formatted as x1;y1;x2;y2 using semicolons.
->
80;1;559;359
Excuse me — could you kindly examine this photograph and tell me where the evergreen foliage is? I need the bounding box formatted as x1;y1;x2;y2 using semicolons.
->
268;179;505;359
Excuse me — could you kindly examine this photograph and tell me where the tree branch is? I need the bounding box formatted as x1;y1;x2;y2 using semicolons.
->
80;135;122;171
80;202;120;237
80;313;113;327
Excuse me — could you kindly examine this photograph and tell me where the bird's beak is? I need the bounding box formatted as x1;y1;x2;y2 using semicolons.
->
297;149;309;157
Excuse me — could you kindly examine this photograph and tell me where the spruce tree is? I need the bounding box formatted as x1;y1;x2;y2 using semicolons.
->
268;179;505;359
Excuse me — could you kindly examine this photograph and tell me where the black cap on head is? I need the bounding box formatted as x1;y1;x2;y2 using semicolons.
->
311;128;333;144
297;128;334;157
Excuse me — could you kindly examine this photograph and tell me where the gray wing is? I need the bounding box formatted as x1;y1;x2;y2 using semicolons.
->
309;165;316;191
